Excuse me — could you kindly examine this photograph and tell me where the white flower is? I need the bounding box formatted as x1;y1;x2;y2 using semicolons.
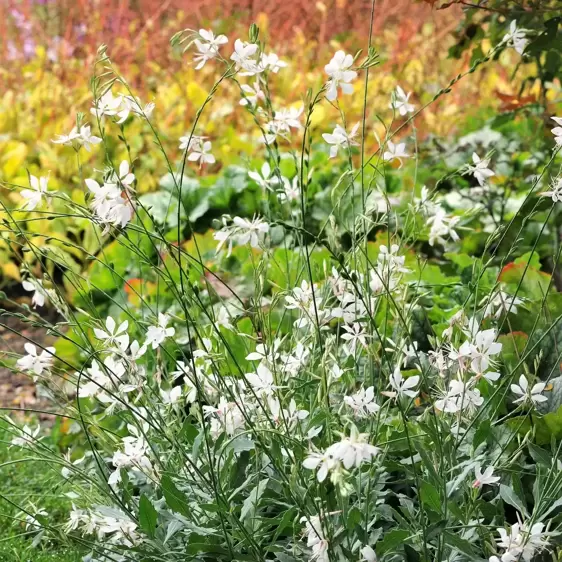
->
262;106;303;144
248;162;281;191
261;52;287;73
160;385;183;405
52;126;81;146
390;86;414;116
378;244;410;273
96;511;140;546
11;424;40;447
301;515;329;562
387;366;419;399
246;341;280;362
246;363;277;396
278;176;301;203
231;216;269;247
540;177;562;201
21;175;49;211
193;29;228;69
110;160;135;190
344;386;380;417
230;39;261;75
145;313;175;349
179;134;207;151
16;343;55;377
551;117;562;147
443;381;485;415
91;90;124;120
216;305;235;331
326;431;380;469
470;329;502;373
322;123;360;158
360;545;377;562
108;434;153;486
188;140;216;166
52;124;101;151
120;95;155;121
78;125;102;151
427;206;460;247
78;360;110;399
400;341;419;367
483;290;524;318
303;451;339;482
92;91;153;123
511;375;547;406
203;397;245;437
65;505;94;533
272;106;303;132
473;465;500;488
85;177;133;231
85;177;120;214
240;80;265;107
324;50;357;101
22;278;47;308
468;152;495;187
492;520;548;562
383;141;409;166
502;20;529;55
94;316;129;352
285;280;315;310
341;323;370;356
213;215;269;256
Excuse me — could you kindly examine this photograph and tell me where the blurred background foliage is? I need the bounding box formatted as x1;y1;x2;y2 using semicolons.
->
0;0;560;296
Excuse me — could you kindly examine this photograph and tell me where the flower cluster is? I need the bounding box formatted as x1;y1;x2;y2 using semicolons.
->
9;18;562;562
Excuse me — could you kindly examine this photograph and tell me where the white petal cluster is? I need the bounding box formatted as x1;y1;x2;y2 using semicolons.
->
213;215;270;256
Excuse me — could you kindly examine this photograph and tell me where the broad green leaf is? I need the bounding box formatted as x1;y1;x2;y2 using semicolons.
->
420;481;442;514
500;484;528;517
240;479;268;522
376;529;410;555
139;494;158;538
473;419;491;451
161;474;190;517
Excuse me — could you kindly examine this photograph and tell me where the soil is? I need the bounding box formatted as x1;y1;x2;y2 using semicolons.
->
0;311;57;421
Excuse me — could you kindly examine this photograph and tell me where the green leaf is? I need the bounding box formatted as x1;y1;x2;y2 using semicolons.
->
528;443;552;467
444;252;475;271
443;531;478;557
346;506;362;530
138;494;158;538
473;419;491;451
514;251;541;269
240;479;268;522
161;474;190;517
498;332;528;372
500;484;528;517
376;529;410;556
139;191;186;229
189;199;210;222
271;507;297;543
404;544;420;562
420;481;442;514
543;405;562;439
186;542;255;560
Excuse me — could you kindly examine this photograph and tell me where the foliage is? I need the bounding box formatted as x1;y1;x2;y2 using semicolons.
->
0;419;84;561
1;8;562;562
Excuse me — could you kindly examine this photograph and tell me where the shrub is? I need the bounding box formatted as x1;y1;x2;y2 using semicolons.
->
3;13;562;562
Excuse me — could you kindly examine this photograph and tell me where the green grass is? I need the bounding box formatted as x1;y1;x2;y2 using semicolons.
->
0;419;84;561
0;538;83;562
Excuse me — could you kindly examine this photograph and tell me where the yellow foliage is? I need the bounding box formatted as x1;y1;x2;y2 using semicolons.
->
2;142;28;179
2;262;21;281
186;81;208;107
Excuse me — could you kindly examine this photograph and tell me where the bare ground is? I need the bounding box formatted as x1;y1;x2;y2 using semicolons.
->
0;313;56;420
